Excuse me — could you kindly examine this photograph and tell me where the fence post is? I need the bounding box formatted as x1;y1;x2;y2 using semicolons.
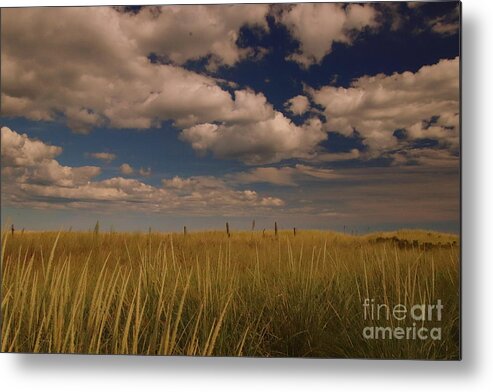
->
275;221;278;237
184;226;187;236
226;222;230;237
293;227;296;236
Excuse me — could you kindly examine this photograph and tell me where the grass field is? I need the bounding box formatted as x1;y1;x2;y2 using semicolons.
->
1;229;460;359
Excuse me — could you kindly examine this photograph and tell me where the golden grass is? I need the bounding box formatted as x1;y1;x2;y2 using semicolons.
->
1;229;460;358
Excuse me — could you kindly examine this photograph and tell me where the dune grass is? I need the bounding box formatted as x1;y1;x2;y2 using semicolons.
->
1;229;460;358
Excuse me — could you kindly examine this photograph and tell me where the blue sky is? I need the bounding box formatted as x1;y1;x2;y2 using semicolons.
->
1;2;460;232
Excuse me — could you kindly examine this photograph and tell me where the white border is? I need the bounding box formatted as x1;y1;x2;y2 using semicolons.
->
1;0;492;391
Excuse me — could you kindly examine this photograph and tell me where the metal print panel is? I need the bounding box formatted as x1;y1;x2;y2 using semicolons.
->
0;2;461;359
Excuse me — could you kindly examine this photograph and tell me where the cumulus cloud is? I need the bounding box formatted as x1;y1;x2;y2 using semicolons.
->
162;175;227;191
120;163;134;175
2;6;347;165
1;7;272;133
118;5;269;70
88;152;116;163
1;127;62;167
1;6;460;171
275;3;379;67
1;126;101;192
284;95;310;115
1;127;284;214
161;175;284;208
308;57;459;161
181;115;326;165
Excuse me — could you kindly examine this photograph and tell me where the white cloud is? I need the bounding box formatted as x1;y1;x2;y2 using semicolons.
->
275;3;379;67
162;175;227;191
120;163;134;175
161;175;284;209
284;95;310;115
180;115;326;165
2;6;460;171
308;57;459;156
1;126;101;191
1;127;284;214
2;7;339;165
1;127;61;167
88;152;116;162
1;7;272;133
1;127;458;225
118;5;269;70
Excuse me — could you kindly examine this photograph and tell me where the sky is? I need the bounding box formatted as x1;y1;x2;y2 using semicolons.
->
0;2;460;233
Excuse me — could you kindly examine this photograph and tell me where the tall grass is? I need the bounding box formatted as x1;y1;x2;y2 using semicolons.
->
1;229;459;358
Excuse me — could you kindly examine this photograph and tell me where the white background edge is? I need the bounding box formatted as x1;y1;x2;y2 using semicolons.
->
0;0;491;390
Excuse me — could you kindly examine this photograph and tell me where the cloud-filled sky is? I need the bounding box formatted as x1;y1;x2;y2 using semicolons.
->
1;2;460;233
